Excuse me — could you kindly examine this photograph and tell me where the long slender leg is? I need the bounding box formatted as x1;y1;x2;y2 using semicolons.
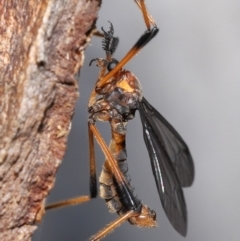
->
89;123;141;210
89;123;97;198
45;122;138;211
45;195;91;210
89;210;134;241
134;0;156;27
45;124;98;210
45;123;138;211
96;0;158;90
135;0;152;30
89;124;124;184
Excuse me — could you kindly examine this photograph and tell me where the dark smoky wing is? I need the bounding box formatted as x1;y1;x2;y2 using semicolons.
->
139;103;187;236
139;97;194;187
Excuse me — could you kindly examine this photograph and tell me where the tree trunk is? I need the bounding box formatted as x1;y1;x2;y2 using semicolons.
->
0;0;101;240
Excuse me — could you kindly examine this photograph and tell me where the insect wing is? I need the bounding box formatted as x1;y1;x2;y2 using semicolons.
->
139;97;194;236
139;97;194;187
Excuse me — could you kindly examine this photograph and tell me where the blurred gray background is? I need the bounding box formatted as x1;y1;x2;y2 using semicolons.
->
34;0;240;241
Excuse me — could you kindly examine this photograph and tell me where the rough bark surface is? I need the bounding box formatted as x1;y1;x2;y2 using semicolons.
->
0;0;101;240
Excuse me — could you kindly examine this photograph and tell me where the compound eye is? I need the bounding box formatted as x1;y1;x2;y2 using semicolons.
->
107;59;119;71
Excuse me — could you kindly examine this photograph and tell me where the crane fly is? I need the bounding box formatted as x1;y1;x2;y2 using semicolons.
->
45;0;194;240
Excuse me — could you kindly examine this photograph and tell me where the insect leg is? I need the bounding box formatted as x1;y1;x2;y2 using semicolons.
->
89;123;141;209
95;1;158;91
45;125;99;210
45;195;91;210
89;210;134;241
134;0;157;28
89;124;129;191
45;122;138;211
88;121;97;199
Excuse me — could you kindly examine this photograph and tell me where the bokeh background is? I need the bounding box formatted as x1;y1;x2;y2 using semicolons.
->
34;1;240;241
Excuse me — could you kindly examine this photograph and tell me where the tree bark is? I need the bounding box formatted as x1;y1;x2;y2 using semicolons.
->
0;0;101;240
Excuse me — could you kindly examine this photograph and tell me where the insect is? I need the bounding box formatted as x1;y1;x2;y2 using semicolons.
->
46;0;194;240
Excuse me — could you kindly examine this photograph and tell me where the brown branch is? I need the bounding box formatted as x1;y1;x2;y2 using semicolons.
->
0;0;101;240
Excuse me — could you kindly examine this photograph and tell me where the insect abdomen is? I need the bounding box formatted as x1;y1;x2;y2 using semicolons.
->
99;160;139;213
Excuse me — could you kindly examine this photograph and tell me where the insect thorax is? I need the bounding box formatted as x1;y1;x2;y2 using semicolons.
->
88;70;143;129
